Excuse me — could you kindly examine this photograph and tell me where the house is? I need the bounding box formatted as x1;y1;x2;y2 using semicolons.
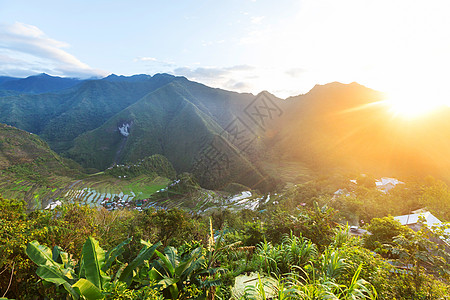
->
334;188;350;197
375;177;404;193
394;210;449;233
394;210;450;251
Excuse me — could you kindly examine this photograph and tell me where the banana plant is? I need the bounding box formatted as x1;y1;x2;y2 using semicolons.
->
148;246;204;299
26;237;161;299
148;245;224;299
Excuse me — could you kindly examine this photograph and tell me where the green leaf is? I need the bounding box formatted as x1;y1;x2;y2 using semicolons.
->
52;245;71;268
176;247;203;278
114;263;128;282
52;245;62;262
149;267;164;281
26;241;61;269
36;266;78;299
156;278;180;300
80;237;110;290
156;249;176;277
158;277;179;289
103;237;132;272
36;265;70;285
119;241;162;286
72;278;104;300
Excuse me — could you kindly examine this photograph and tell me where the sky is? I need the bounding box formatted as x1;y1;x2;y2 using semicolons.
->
1;0;450;100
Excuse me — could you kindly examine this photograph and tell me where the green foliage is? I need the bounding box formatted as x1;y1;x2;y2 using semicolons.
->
419;177;450;221
105;154;176;180
149;246;206;299
0;123;81;182
253;233;318;276
119;240;162;286
103;280;164;300
364;216;411;254
26;237;162;299
131;208;207;248
0;196;53;298
2;173;450;299
293;202;338;249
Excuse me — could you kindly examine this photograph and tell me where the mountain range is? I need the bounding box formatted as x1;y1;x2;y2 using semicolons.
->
1;73;449;190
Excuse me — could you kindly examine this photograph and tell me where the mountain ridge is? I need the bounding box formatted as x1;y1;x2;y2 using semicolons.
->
1;74;449;189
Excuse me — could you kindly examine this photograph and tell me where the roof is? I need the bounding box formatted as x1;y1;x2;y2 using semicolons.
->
394;211;450;235
375;177;404;193
376;177;404;187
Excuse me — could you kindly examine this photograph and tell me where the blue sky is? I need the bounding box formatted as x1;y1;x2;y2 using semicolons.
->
1;0;450;100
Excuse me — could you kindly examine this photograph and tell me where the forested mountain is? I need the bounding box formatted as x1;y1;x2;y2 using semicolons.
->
0;73;83;93
0;74;178;152
267;82;450;181
1;74;450;189
67;80;272;190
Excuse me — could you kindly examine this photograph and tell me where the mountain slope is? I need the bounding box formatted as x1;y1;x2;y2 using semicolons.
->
102;73;153;82
0;123;80;179
68;82;272;190
267;82;450;180
0;74;180;152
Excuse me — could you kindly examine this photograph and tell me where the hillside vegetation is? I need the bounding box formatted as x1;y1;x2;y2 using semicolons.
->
1;174;449;299
0;123;80;180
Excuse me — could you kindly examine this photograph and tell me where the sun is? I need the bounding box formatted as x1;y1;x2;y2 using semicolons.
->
384;91;447;119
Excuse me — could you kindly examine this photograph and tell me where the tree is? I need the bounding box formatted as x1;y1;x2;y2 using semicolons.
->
364;216;411;254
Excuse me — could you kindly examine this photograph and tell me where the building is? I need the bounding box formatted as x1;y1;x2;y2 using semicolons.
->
394;209;450;251
375;177;404;193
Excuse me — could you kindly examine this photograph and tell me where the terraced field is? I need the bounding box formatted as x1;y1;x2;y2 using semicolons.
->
0;175;77;210
0;174;170;210
0;173;274;212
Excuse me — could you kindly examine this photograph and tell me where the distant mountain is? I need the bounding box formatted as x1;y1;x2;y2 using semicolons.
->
266;82;450;180
0;74;180;152
102;73;153;82
0;73;83;94
0;76;18;85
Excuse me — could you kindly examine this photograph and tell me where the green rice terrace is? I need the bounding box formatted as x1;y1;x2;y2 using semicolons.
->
0;171;273;213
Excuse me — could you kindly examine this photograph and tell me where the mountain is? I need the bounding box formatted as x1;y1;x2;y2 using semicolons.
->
1;73;449;190
0;123;80;179
102;73;153;82
0;74;180;152
0;73;83;94
0;76;18;85
266;82;450;180
67;80;274;190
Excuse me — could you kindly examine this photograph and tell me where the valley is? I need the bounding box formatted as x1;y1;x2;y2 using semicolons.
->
0;73;449;300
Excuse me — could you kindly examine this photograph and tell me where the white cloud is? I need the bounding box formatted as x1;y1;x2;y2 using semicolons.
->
133;56;175;75
251;16;265;24
134;56;158;62
0;22;106;78
172;64;311;98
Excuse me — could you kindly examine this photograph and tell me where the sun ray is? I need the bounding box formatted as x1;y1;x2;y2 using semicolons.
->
384;90;448;119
